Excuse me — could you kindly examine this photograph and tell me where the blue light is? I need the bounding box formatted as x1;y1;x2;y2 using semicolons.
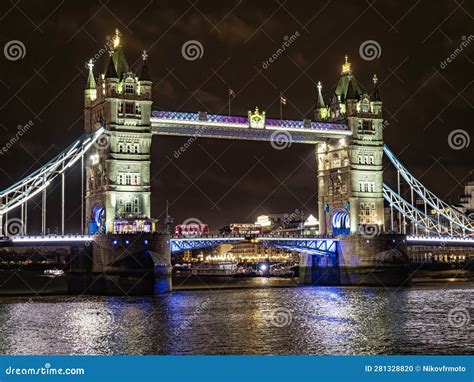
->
125;240;130;245
260;264;268;271
144;240;149;245
113;240;118;245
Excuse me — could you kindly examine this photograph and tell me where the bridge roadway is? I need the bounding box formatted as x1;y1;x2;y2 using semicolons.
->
4;234;474;252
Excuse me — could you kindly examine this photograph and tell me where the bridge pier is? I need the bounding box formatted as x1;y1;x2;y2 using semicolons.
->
68;233;172;295
299;234;411;286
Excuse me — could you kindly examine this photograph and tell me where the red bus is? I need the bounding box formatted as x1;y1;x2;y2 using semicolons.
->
175;223;209;237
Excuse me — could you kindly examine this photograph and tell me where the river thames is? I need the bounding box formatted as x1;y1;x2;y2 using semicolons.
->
0;280;472;355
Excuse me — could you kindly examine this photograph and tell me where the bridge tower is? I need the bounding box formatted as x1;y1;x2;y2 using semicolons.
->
315;56;384;235
84;29;154;234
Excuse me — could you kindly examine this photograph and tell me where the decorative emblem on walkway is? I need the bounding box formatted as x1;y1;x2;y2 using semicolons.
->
248;106;266;128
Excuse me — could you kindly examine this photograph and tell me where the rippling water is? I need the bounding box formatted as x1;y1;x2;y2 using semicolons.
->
0;282;472;355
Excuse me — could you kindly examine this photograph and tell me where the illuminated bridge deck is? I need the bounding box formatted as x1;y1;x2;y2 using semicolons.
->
151;111;351;143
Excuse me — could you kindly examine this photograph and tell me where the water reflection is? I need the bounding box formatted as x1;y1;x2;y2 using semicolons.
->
0;283;471;355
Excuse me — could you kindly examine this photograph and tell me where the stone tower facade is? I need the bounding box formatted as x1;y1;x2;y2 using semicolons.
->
315;57;384;235
84;30;154;234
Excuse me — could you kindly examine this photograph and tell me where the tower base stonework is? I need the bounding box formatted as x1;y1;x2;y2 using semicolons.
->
299;234;411;286
68;233;172;295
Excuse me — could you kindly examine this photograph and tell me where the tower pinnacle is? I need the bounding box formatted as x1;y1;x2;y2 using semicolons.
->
342;55;351;74
85;58;97;101
113;28;121;49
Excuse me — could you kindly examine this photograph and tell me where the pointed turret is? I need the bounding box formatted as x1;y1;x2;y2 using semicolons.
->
346;78;359;100
105;53;118;79
84;59;97;134
335;55;363;102
315;81;327;120
138;50;152;99
139;50;151;81
86;59;96;90
370;74;382;115
316;81;325;108
370;74;381;102
110;29;129;78
85;59;97;103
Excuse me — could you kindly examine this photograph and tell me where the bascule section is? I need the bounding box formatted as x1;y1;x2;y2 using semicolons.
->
84;29;154;235
315;56;384;236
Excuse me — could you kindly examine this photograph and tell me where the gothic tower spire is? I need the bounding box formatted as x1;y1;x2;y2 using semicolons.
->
315;81;327;120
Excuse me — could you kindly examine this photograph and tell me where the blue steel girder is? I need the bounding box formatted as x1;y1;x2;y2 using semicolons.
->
256;238;338;256
169;237;245;254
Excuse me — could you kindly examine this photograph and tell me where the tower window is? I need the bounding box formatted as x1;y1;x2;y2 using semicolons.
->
125;102;134;114
125;202;132;213
361;120;373;131
125;83;134;94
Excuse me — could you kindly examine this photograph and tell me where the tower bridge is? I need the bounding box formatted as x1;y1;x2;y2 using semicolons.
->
0;31;472;295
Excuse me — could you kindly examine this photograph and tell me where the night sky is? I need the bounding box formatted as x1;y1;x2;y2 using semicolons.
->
0;0;472;233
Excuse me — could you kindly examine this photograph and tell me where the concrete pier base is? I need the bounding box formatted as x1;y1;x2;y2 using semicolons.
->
300;234;411;287
68;232;172;295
